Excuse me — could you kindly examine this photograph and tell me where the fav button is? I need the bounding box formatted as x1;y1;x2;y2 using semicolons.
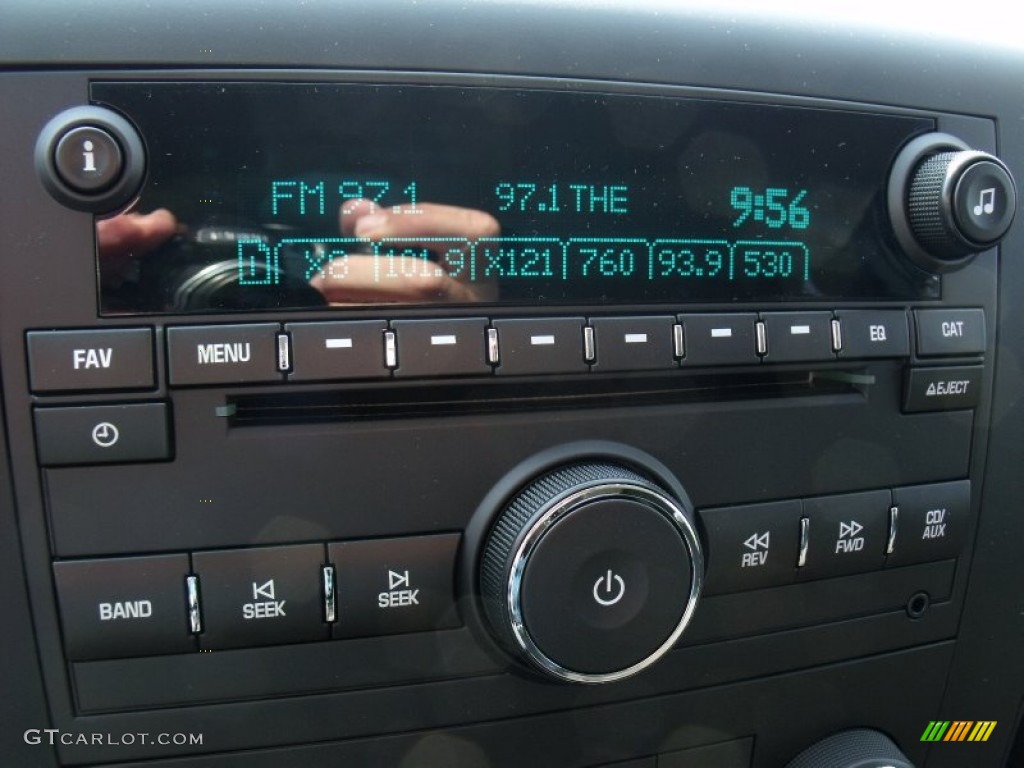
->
329;534;461;639
53;554;194;661
192;544;328;650
27;328;155;393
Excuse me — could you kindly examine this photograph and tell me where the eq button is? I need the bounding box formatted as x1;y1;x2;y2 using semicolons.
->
836;310;910;359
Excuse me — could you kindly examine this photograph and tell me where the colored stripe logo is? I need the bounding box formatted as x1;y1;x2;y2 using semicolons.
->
921;721;996;742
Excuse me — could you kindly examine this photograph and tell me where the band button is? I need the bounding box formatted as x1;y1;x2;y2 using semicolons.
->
53;555;194;661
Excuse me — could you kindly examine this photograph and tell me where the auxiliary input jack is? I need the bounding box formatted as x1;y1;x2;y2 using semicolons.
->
906;591;931;619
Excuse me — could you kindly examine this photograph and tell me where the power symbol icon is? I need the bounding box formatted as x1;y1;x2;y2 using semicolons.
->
592;569;626;607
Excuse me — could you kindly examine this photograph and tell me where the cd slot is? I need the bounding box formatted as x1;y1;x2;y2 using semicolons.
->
225;369;863;426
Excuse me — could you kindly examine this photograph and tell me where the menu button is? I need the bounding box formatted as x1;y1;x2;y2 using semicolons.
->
167;324;281;386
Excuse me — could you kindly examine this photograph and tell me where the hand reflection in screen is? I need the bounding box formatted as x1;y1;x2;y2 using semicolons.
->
96;208;179;277
309;198;501;304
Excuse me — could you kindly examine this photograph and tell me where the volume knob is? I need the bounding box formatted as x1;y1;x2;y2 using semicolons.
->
478;462;703;684
889;133;1017;272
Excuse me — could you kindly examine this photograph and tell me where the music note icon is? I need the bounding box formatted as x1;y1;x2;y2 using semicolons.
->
973;187;996;216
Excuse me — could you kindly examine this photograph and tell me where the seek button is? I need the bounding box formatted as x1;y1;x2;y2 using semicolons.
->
329;534;461;639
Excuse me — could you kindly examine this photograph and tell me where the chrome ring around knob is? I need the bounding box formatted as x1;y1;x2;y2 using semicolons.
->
479;463;703;684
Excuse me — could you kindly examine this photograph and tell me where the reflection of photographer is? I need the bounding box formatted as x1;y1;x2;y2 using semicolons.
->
311;198;500;304
96;199;500;310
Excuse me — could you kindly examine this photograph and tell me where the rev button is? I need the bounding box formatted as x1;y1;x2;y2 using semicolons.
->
700;500;803;595
192;544;327;650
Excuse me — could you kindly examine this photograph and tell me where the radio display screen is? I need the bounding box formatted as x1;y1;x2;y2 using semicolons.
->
90;82;939;314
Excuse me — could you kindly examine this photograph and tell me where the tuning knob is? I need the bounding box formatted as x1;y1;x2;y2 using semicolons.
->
889;133;1017;272
479;462;703;684
785;728;914;768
